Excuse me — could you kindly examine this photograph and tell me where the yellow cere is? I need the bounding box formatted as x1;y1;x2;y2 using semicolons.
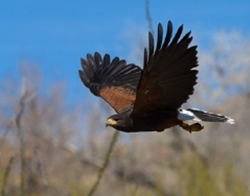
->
107;118;117;125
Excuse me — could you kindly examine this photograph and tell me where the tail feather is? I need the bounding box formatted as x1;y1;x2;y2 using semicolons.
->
178;108;235;124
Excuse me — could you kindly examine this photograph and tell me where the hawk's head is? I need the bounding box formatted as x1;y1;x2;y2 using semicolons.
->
106;114;133;132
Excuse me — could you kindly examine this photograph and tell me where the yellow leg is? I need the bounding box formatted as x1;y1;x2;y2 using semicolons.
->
179;122;204;133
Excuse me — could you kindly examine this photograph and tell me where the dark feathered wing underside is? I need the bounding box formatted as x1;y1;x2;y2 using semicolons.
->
79;52;142;113
132;21;199;116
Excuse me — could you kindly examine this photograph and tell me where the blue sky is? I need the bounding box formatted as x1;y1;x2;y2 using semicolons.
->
1;0;250;106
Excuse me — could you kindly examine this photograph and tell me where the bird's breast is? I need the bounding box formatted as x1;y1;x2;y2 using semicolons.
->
131;110;181;132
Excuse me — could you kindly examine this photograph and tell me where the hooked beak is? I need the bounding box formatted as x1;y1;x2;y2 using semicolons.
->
106;118;117;127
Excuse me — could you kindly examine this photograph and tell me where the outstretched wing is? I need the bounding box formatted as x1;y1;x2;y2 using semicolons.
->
79;52;142;113
132;21;198;116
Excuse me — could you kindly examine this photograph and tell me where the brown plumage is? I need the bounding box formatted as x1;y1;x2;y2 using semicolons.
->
79;52;141;114
79;21;235;133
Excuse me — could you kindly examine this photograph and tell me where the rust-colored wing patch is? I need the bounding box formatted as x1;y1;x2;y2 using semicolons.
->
99;86;136;113
79;52;142;113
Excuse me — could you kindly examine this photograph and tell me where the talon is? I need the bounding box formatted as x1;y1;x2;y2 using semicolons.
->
191;123;204;132
180;122;204;133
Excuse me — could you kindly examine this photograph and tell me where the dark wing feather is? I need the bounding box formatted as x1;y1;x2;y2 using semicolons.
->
79;52;142;113
132;21;198;116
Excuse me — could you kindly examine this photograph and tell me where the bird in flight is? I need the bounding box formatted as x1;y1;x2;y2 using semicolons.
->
79;21;235;133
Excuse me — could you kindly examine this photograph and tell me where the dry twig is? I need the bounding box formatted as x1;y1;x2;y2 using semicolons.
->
87;131;119;196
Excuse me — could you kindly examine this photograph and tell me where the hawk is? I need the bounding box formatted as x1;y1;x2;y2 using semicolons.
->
79;21;235;133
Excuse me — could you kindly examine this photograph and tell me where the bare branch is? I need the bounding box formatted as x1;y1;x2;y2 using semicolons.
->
87;131;119;196
145;0;154;35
